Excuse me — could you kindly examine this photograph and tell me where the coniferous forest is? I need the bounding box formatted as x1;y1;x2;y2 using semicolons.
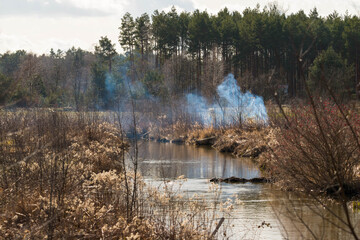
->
1;5;360;109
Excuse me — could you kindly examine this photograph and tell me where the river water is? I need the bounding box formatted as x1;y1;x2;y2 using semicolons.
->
136;141;360;239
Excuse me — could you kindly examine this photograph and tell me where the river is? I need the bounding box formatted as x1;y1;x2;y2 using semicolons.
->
136;141;359;239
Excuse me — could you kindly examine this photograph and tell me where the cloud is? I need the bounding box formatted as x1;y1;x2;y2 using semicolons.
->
350;0;360;15
125;0;195;17
0;0;357;19
0;15;122;54
60;0;128;15
0;33;33;53
190;0;359;16
160;5;187;14
0;0;110;17
0;0;195;19
0;32;86;54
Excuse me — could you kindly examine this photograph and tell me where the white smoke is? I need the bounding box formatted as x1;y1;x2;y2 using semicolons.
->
186;74;268;126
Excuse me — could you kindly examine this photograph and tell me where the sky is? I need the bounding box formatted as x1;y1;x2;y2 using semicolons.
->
0;0;359;54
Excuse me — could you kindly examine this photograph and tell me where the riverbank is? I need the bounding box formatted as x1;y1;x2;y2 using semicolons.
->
145;120;360;201
146;123;274;175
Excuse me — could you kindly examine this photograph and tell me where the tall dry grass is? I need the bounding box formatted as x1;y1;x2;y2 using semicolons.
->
0;109;229;239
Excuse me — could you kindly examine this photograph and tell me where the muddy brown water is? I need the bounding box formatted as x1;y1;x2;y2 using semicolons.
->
135;141;360;239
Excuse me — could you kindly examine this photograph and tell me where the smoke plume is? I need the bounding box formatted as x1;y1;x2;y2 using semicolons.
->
186;74;268;126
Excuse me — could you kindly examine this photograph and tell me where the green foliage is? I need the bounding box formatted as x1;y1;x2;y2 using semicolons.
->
309;46;354;96
119;12;136;53
110;55;128;97
91;63;107;108
134;13;151;56
0;73;12;104
32;74;46;97
237;7;262;55
284;10;313;49
141;70;168;100
95;36;117;72
326;12;346;55
152;7;181;58
309;9;331;52
95;36;116;59
215;7;237;72
343;16;360;59
67;47;84;67
50;48;64;59
0;50;26;76
188;10;213;56
179;11;190;53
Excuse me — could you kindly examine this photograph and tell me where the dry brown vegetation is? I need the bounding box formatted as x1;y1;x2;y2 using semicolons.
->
212;127;271;158
268;100;360;198
265;98;360;239
186;124;218;143
147;117;273;162
0;110;230;239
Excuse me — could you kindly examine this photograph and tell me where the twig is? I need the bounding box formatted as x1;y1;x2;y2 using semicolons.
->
210;217;225;238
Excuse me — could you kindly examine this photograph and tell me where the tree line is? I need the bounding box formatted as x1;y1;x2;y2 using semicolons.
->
1;5;360;109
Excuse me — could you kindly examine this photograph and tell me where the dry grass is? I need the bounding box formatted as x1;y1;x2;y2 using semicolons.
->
187;124;218;141
212;127;272;164
0;109;230;239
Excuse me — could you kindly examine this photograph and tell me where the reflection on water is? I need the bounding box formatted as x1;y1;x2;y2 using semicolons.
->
135;141;360;239
138;141;259;179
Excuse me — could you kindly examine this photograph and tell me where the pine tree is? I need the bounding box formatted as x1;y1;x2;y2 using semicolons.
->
95;36;117;73
119;12;136;54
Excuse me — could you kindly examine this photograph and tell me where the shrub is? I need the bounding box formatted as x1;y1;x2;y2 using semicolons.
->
270;99;360;196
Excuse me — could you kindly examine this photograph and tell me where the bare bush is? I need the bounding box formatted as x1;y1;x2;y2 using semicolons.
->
268;98;360;239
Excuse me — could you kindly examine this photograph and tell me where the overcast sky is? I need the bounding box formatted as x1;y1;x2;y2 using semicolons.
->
0;0;359;54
